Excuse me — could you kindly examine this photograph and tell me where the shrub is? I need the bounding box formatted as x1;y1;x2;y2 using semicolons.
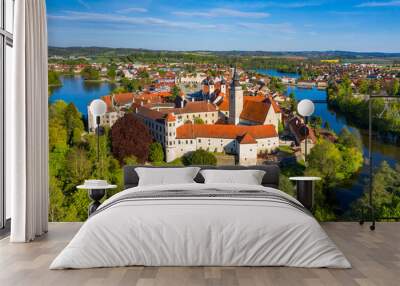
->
149;142;164;162
183;149;217;166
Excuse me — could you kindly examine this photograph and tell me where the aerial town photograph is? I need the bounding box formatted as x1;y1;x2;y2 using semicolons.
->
46;0;400;223
2;0;400;285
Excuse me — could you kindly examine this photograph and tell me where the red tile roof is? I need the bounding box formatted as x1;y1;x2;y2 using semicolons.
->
176;124;277;140
165;113;176;122
136;93;164;104
101;95;113;112
238;132;257;144
217;92;281;124
218;96;229;111
113;93;134;106
136;106;165;121
153;91;172;98
240;100;270;124
168;101;217;115
244;95;266;102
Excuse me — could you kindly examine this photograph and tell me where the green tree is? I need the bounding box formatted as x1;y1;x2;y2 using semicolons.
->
337;128;361;150
112;86;128;94
49;176;65;222
149;142;164;163
358;79;370;94
183;149;217;166
306;140;344;186
279;175;295;196
353;162;400;218
138;70;150;79
168;85;181;102
81;66;100;81
48;99;125;222
307;138;363;187
107;67;117;80
71;188;91;222
269;76;285;93
64;103;84;145
310;116;323;129
323;121;331;130
278;120;285;134
194;117;205;125
391;79;399;96
63;147;93;195
288;91;297;112
48;70;62;86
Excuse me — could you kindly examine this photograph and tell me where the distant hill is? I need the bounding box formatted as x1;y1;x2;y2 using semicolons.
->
48;46;400;60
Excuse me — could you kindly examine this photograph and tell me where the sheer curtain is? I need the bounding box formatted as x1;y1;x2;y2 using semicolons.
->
8;0;49;242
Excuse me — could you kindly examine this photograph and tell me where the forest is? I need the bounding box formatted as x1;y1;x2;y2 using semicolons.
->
48;102;217;222
327;77;400;137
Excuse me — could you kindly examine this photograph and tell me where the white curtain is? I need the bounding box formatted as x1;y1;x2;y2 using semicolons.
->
8;0;49;242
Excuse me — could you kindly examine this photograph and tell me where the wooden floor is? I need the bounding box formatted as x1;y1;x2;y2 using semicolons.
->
0;222;399;286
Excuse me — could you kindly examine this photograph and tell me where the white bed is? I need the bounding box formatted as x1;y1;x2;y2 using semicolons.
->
50;183;351;269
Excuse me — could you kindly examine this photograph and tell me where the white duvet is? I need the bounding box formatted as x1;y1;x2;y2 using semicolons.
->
50;183;351;269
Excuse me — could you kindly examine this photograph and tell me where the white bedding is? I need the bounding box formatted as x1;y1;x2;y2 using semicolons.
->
50;183;351;269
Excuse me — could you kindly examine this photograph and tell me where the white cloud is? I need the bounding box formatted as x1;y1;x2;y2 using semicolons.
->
238;22;295;34
116;7;148;14
356;1;400;7
253;1;323;8
48;11;217;30
173;8;270;18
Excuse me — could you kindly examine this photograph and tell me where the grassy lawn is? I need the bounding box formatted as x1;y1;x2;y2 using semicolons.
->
151;158;184;166
278;145;294;154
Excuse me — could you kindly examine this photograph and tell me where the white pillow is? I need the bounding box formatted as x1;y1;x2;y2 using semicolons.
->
135;167;200;186
200;169;266;185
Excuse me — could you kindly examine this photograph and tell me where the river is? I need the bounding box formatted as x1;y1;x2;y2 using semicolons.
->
49;73;400;215
258;69;400;214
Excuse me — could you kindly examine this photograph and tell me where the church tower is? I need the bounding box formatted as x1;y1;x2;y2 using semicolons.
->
220;78;226;94
229;68;243;125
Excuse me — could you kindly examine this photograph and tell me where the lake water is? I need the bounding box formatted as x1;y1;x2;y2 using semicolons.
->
258;69;400;214
49;72;400;215
49;76;115;118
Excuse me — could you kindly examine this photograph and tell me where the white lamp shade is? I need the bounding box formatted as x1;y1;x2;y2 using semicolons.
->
297;99;315;117
90;99;107;117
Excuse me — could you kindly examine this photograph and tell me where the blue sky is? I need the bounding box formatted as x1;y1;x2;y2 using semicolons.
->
47;0;400;52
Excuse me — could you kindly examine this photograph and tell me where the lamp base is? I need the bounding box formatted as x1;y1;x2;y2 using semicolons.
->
88;189;106;216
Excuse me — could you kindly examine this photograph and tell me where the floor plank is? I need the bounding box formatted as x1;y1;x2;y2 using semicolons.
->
0;222;399;286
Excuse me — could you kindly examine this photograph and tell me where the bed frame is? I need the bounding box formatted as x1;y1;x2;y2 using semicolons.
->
123;165;280;190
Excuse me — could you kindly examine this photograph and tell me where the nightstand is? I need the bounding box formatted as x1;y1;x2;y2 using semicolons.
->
289;177;321;211
77;181;117;216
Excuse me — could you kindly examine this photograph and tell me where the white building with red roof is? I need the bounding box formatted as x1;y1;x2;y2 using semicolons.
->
164;121;278;164
89;70;281;165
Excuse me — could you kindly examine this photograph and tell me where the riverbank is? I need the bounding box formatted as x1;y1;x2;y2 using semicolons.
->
257;68;400;216
327;91;400;144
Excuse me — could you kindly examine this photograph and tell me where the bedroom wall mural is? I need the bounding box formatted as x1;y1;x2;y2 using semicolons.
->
46;0;400;223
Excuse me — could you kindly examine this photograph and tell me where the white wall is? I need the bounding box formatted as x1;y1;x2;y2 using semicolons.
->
238;143;258;166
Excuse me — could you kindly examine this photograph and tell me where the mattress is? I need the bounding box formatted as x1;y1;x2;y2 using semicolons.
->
50;183;351;269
